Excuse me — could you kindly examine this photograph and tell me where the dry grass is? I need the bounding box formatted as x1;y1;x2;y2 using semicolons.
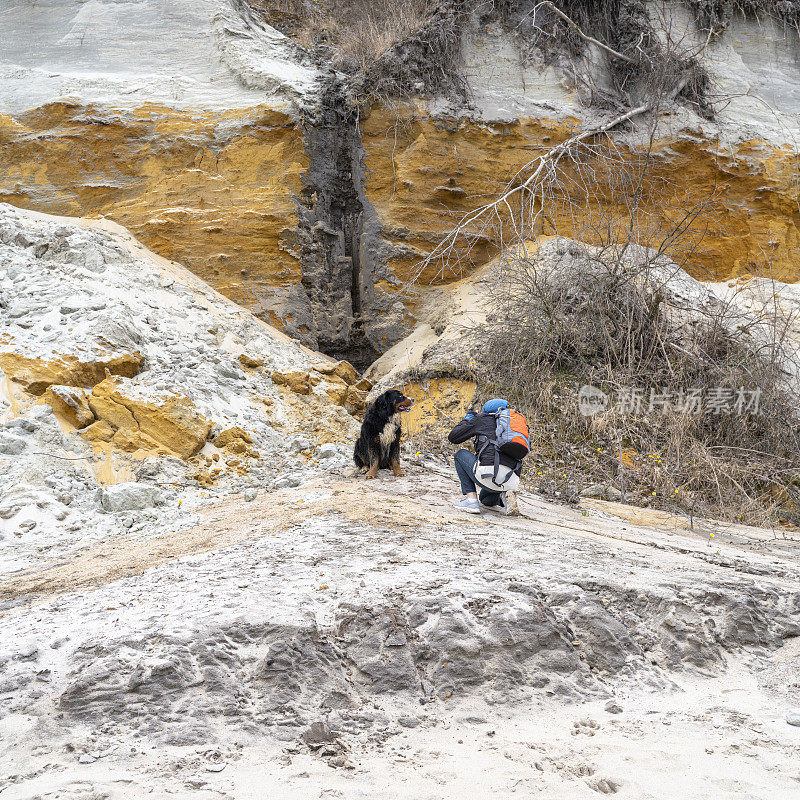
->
250;0;439;72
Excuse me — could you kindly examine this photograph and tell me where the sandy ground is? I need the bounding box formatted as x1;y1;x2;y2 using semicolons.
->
1;463;799;799
1;205;799;798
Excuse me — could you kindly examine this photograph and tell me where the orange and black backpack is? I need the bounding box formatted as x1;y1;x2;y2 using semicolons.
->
476;407;530;485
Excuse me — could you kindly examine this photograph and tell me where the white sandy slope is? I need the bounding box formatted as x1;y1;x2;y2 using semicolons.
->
460;2;800;150
0;204;358;573
0;467;799;799
0;0;317;114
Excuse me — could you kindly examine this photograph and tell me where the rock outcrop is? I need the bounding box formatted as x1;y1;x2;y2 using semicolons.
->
40;385;95;428
0;351;144;396
0;205;361;473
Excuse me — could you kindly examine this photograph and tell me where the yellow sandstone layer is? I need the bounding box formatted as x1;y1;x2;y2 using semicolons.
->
361;107;800;287
0;351;144;395
0;101;306;310
85;377;211;459
41;385;95;428
1;350;210;459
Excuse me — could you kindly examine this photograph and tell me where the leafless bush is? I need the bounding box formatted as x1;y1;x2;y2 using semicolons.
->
399;3;800;527
487;0;714;115
464;236;800;526
685;0;800;38
420;128;800;525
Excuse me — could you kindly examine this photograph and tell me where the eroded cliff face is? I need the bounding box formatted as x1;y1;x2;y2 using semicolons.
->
1;0;798;364
0;102;306;314
361;108;800;286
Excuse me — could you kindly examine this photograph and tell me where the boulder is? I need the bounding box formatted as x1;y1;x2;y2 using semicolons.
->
238;353;264;369
323;375;350;405
317;443;338;459
323;376;367;413
41;385;95;428
214;426;254;448
579;484;625;502
0;433;26;455
271;369;315;395
88;378;211;459
312;360;358;385
98;483;163;513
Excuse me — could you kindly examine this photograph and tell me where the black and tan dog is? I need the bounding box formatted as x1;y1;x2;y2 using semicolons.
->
353;389;414;479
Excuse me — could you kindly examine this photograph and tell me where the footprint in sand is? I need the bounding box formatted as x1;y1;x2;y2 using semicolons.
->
588;777;621;794
571;717;601;736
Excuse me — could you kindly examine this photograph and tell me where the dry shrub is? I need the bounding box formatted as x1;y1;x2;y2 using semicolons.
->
685;0;800;37
249;0;467;100
490;0;715;116
474;239;800;526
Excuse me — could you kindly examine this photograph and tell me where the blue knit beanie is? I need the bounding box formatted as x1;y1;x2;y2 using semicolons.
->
482;398;509;413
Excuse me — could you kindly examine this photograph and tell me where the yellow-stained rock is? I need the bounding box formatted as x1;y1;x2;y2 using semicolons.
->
400;378;477;437
213;425;255;456
0;102;305;312
41;385;95;428
323;375;350;405
81;419;115;442
215;426;254;448
361;106;800;285
111;427;166;455
88;377;211;459
344;386;368;414
238;353;265;369
224;440;248;455
322;373;368;413
354;377;374;392
0;352;144;395
312;360;359;385
271;369;313;395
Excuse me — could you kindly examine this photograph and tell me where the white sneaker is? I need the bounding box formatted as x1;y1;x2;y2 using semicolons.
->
453;498;481;514
482;493;519;516
505;492;519;516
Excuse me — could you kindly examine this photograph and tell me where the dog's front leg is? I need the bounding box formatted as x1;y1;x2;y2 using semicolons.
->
365;458;379;479
391;458;405;477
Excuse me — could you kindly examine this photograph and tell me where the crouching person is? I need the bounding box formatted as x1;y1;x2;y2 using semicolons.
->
448;398;528;516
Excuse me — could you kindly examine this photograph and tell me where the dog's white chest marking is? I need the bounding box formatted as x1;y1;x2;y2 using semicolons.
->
378;413;402;453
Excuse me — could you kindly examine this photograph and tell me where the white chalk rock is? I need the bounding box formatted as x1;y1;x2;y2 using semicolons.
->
98;483;163;513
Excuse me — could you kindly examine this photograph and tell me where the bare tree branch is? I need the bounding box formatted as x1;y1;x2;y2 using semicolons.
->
416;72;690;282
